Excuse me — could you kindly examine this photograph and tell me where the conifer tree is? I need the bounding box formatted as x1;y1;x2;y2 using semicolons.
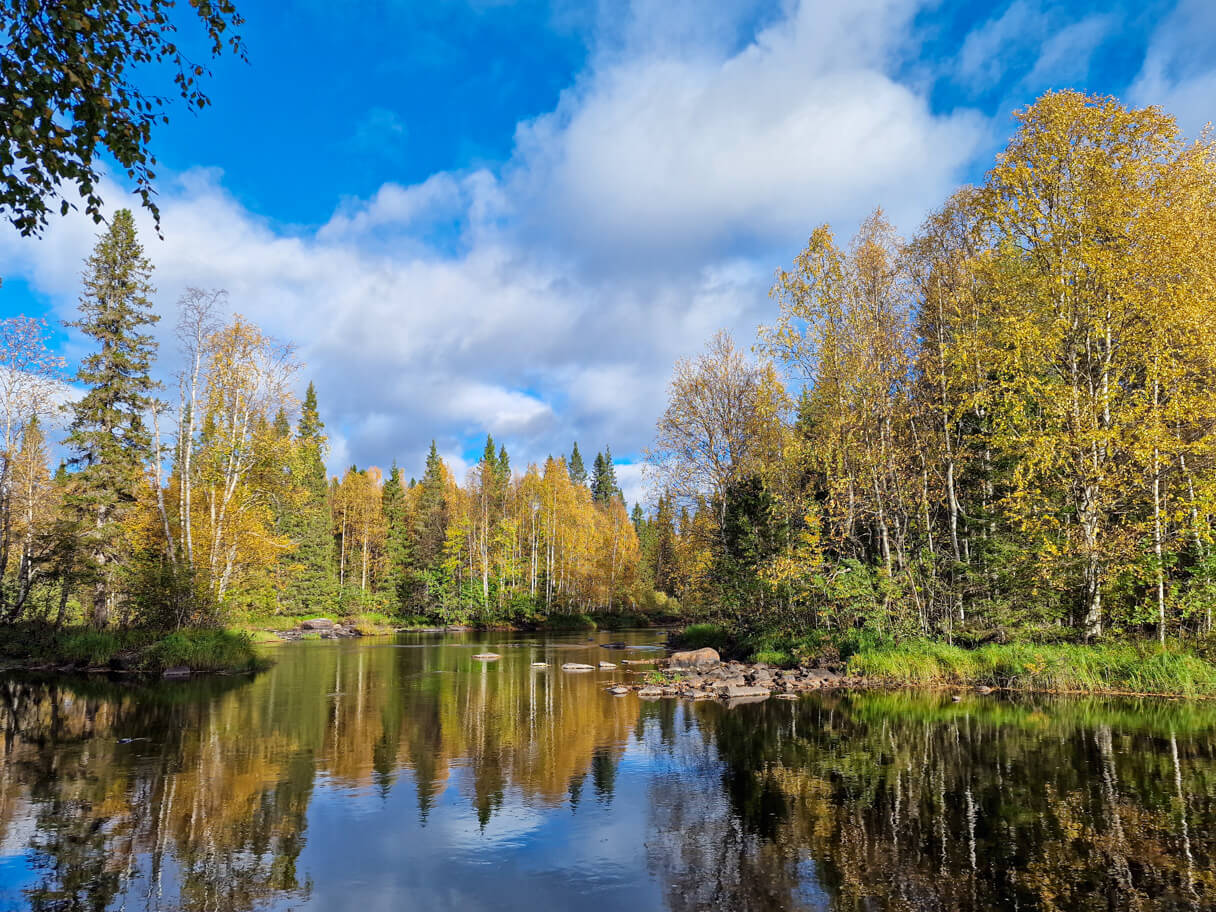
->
281;382;338;614
382;462;412;608
65;210;160;626
591;448;620;504
411;441;449;603
568;442;587;487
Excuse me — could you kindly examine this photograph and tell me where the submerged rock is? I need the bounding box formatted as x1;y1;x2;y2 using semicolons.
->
162;666;191;678
531;662;549;668
598;661;618;669
609;685;630;695
473;653;500;660
562;663;595;671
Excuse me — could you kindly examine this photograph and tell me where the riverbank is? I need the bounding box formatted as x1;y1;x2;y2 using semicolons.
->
239;608;679;639
668;625;1216;698
0;625;270;677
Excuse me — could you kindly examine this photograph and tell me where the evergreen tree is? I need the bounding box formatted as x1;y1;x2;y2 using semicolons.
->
591;448;620;504
497;444;510;483
281;382;338;614
64;210;160;627
411;441;449;604
382;462;412;609
568;442;587;487
631;503;645;535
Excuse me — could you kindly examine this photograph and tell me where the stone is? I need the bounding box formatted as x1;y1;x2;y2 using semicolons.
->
562;663;595;671
531;662;549;668
975;685;994;694
473;653;500;660
598;661;618;669
609;685;630;695
637;686;664;697
162;666;191;678
669;647;721;671
775;693;799;700
300;618;334;630
621;659;656;665
723;684;771;699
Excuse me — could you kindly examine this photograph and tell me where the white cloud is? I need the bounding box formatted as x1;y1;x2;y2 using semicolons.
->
1129;0;1216;135
0;0;994;500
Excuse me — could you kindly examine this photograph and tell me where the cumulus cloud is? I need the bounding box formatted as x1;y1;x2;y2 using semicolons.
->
0;0;995;497
1129;0;1216;135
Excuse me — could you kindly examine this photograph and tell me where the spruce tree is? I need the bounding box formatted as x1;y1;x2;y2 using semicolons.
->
591;448;621;504
568;442;587;487
412;441;449;603
382;462;412;610
282;382;338;614
64;209;160;627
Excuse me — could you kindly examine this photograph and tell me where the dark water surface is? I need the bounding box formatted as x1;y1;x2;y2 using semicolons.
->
1;630;1214;911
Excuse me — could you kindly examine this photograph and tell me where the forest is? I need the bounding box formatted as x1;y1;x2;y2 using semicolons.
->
1;90;1215;667
0;211;651;640
645;91;1216;658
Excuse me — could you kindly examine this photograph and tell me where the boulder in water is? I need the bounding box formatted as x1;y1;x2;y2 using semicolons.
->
669;647;721;671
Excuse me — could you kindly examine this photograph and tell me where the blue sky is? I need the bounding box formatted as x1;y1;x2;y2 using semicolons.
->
1;0;1213;504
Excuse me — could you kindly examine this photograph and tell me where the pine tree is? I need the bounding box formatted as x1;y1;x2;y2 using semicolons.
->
64;210;160;627
281;382;338;614
568;442;587;487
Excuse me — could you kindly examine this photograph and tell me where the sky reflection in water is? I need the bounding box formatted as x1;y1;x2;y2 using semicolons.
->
0;631;1213;911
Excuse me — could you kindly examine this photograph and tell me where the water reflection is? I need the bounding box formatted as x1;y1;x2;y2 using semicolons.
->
0;634;1215;911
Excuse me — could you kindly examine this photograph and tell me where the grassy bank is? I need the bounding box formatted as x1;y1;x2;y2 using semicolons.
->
670;623;1216;697
848;640;1216;696
0;624;270;675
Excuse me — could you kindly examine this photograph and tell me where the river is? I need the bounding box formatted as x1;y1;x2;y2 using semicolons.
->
0;630;1212;910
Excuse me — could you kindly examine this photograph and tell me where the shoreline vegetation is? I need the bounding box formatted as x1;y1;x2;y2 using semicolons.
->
669;624;1216;698
4;92;1216;705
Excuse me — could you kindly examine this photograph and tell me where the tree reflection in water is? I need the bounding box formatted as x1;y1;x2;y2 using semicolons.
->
0;638;1214;911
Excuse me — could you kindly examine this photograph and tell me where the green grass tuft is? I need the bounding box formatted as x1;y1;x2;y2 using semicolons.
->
847;640;1216;696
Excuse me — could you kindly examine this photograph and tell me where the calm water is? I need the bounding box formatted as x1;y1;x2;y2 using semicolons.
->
1;631;1214;911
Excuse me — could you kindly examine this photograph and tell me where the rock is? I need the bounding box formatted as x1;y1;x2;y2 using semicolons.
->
621;659;656;665
300;618;334;630
951;695;963;702
531;662;549;668
608;685;630;695
669;647;721;671
775;693;799;700
600;642;629;649
162;665;191;678
685;689;714;700
637;686;664;697
722;684;771;699
598;661;617;669
473;653;500;660
975;685;994;695
562;663;595;671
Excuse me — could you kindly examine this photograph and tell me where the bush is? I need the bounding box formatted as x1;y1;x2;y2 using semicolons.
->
675;623;731;652
540;613;597;631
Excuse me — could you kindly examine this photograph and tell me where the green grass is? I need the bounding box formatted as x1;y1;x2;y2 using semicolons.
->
848;640;1216;696
0;623;270;675
140;629;269;673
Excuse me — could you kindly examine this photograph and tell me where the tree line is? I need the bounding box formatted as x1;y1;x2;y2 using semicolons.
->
647;91;1216;644
0;211;648;629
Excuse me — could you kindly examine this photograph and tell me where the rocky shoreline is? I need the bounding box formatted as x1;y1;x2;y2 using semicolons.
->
604;647;863;703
